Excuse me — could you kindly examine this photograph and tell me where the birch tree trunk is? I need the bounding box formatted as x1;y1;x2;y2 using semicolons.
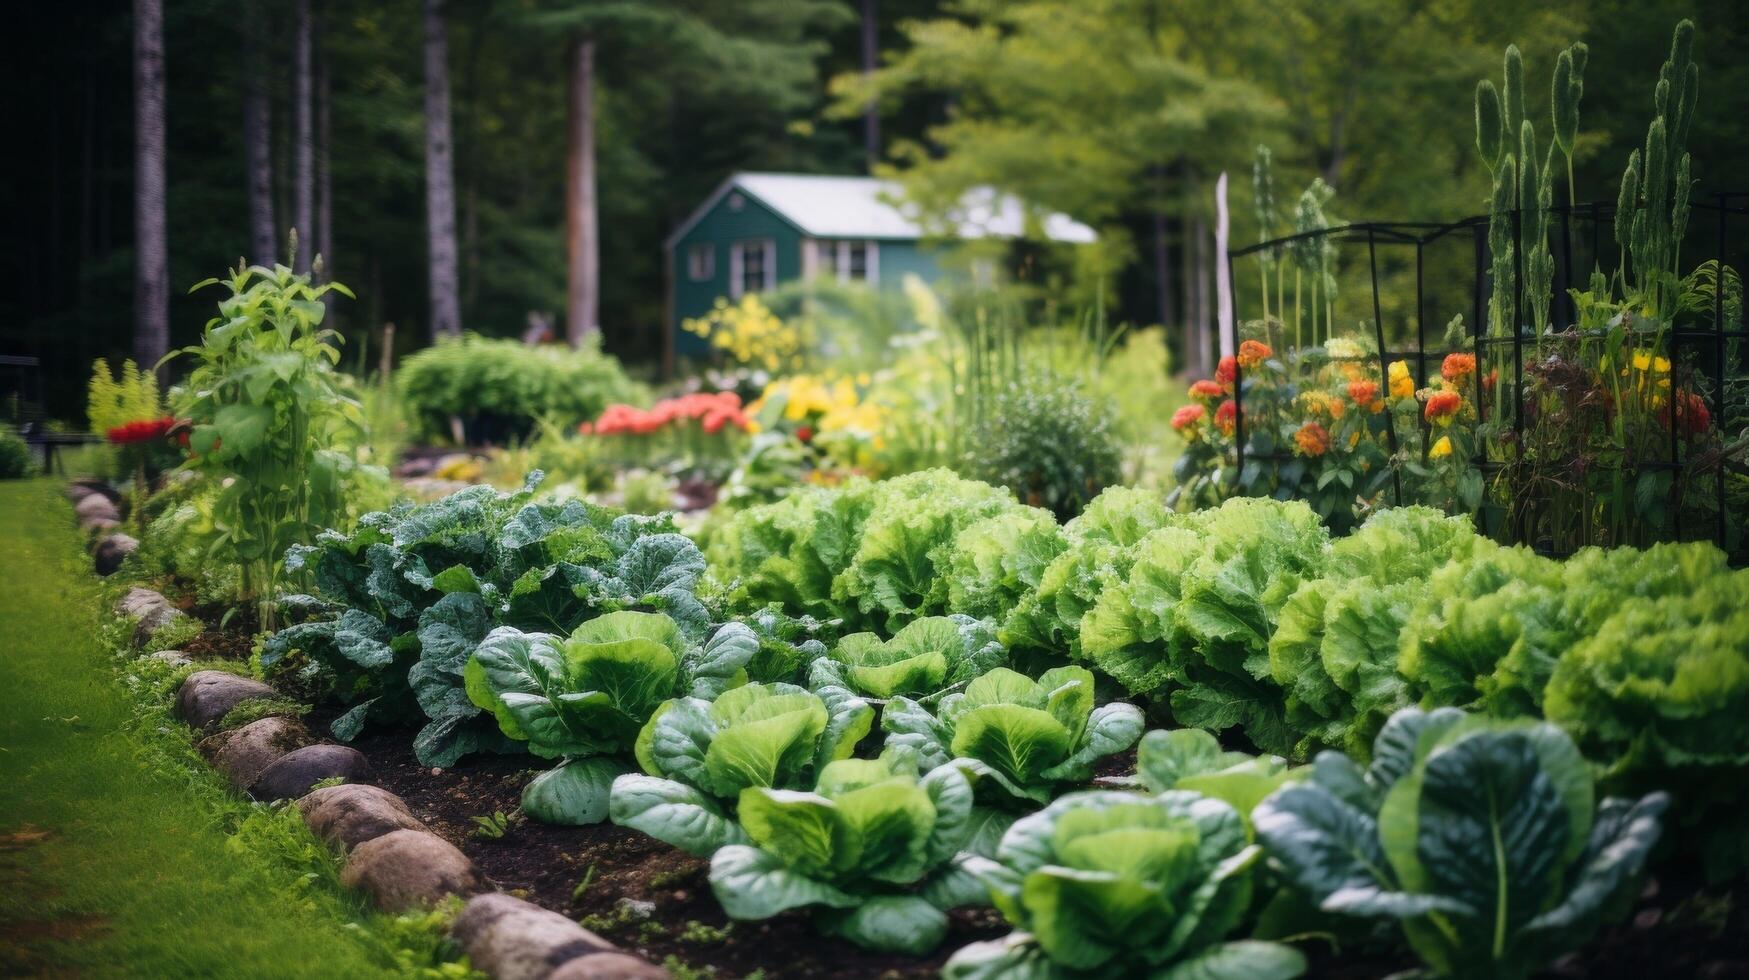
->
565;37;599;347
1214;171;1233;360
242;1;276;265
133;0;168;371
423;0;462;338
291;0;313;273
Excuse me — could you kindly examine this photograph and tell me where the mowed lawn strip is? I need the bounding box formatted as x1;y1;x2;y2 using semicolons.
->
0;480;409;979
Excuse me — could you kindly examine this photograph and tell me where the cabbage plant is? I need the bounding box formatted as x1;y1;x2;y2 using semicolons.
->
708;750;988;954
609;681;873;855
882;666;1143;806
1133;728;1299;826
464;611;758;823
945;789;1305;979
808;614;1004;700
1253;707;1668;980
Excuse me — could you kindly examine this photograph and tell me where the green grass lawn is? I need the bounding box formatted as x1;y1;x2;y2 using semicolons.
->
0;480;436;979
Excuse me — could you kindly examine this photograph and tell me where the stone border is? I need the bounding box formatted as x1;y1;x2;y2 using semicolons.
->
105;576;670;980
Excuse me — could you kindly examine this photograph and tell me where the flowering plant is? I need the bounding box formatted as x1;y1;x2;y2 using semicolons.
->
581;391;751;481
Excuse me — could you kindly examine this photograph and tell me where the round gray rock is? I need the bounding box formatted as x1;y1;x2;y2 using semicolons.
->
200;716;312;790
94;534;139;576
548;953;671;980
81;516;121;537
250;743;371;801
176;671;278;731
451;893;639;980
297;784;425;850
73;494;121;523
340;829;485;913
116;587;172;619
146;649;194;668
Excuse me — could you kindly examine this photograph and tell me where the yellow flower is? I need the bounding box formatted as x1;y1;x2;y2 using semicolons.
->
1429;436;1453;459
1388;360;1415;400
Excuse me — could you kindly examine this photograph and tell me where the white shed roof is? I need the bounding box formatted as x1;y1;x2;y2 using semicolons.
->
664;172;1098;249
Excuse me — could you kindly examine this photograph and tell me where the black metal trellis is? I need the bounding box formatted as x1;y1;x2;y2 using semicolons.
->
1224;193;1749;561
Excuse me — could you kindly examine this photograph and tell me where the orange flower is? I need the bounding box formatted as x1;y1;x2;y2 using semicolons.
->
1238;340;1273;369
1347;380;1382;413
1424;389;1463;425
1214;399;1238;436
1214;356;1238;386
1441;352;1477;382
1189;379;1226;402
1482;369;1497;393
1293;421;1330;457
1171;403;1206;439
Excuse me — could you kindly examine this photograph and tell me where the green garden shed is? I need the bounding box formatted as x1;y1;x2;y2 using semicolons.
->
663;172;1096;365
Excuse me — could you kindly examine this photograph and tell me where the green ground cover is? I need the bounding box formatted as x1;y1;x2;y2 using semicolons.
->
0;479;448;979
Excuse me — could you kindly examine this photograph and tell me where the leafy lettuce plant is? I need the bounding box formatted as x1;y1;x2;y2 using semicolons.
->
808;614;1004;700
881;666;1144;806
942;507;1068;625
1268;506;1481;757
708;750;988;954
1253;706;1669;980
944;789;1305;980
263;475;710;766
1076;498;1330;756
464;611;757;823
710;469;1026;633
609;681;873;855
1543;552;1749;879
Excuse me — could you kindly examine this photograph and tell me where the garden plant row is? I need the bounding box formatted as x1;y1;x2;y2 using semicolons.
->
242;465;1747;979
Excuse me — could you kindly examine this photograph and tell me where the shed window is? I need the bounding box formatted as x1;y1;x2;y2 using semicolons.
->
729;240;776;298
818;240;878;283
686;243;714;281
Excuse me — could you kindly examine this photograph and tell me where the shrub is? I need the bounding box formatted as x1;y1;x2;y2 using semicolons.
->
396;333;640;444
958;376;1123;521
0;428;36;479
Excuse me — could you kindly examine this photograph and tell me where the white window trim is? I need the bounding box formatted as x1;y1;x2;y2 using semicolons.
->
817;240;880;284
728;239;776;298
687;243;715;281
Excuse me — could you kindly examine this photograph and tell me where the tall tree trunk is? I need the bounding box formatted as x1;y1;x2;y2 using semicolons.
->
565;37;599;347
1193;211;1212;375
133;0;168;371
243;0;276;265
860;0;878;171
291;0;313;273
423;0;461;338
1214;172;1233;361
1151;164;1175;336
315;14;332;286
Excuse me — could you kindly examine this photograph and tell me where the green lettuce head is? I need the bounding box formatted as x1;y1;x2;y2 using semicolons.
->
882;666;1144;806
809;614;1005;700
708;750;988;954
609;681;874;856
946;789;1304;979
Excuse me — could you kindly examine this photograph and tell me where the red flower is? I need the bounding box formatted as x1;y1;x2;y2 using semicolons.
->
1238;340;1273;369
1214;356;1238;386
796;426;815;443
1660;390;1711;437
1441;352;1477;382
1188;379;1226;401
1171;404;1206;431
1424;389;1463;425
1293;421;1330;457
106;416;177;445
1346;380;1381;412
1482;369;1498;393
1214;399;1238;436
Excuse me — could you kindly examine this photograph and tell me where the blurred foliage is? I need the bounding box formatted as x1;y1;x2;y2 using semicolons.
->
395;333;642;444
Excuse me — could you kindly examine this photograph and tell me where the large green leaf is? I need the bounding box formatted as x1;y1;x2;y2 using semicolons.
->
1023;866;1170;969
817;895;949;955
708;844;860;920
1151;940;1307;980
736;788;849;879
522;757;626;825
951;704;1074;791
610;774;749;857
703;687;828;795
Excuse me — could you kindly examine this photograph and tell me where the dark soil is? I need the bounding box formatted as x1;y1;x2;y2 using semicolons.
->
178;600;260;662
346;723;1006;979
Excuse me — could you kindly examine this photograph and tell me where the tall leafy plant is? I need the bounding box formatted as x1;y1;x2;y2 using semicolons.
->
172;260;363;629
